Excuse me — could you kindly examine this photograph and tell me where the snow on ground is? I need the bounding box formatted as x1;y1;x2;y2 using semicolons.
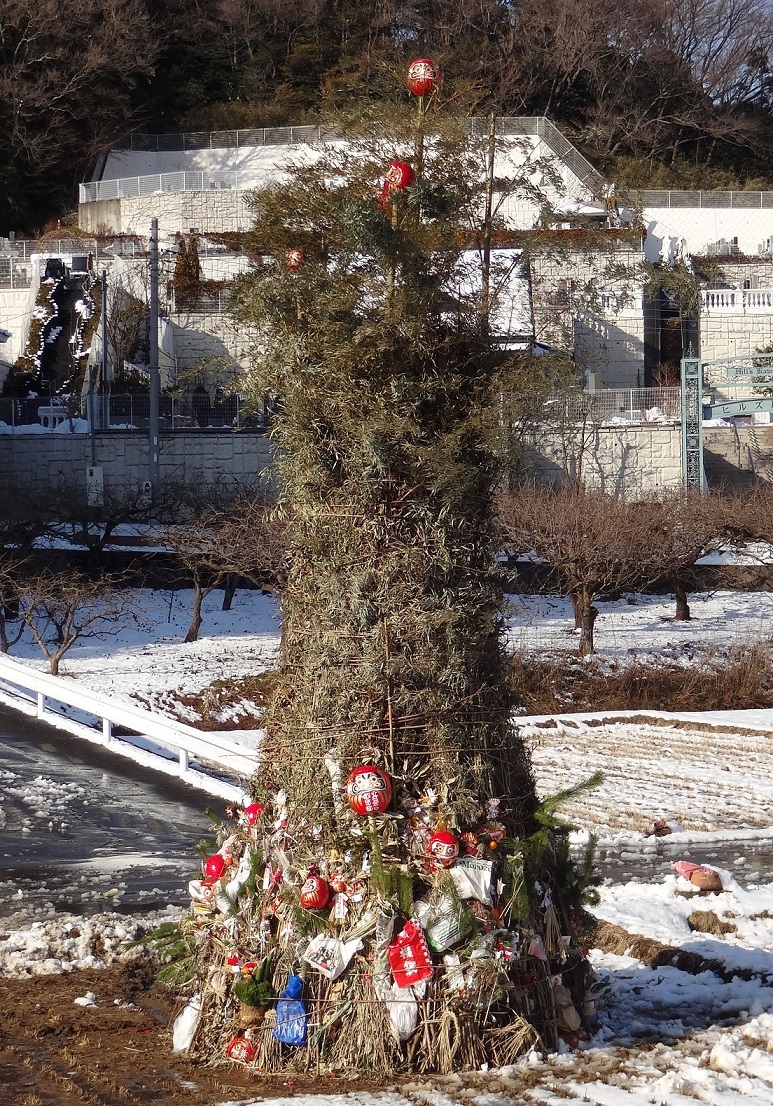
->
6;584;773;1103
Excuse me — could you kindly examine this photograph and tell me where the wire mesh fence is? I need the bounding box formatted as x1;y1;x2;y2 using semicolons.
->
0;393;276;432
527;387;683;425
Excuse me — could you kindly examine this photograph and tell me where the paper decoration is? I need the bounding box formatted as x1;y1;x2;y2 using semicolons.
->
303;933;362;980
388;920;433;988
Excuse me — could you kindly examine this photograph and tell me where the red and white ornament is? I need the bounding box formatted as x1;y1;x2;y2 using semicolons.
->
242;803;264;826
300;872;330;911
345;764;392;815
407;58;439;97
427;830;460;869
287;248;305;271
226;1035;256;1062
377;160;416;212
388;920;433;988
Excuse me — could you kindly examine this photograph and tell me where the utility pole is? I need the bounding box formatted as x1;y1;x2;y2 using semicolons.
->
148;218;160;496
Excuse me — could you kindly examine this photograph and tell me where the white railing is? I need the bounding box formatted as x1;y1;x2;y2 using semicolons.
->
82;116;606;205
701;288;773;311
0;653;257;802
80;170;271;203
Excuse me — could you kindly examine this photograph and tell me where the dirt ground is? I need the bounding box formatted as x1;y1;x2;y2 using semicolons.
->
0;964;357;1106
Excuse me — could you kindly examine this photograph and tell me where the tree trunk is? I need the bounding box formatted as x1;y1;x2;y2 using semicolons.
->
185;575;204;642
222;574;237;611
570;592;582;629
578;603;598;656
674;581;691;621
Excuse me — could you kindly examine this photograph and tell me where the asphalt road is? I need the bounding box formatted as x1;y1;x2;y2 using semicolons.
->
0;705;216;926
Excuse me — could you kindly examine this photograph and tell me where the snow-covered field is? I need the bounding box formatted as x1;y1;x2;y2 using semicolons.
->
4;584;773;1104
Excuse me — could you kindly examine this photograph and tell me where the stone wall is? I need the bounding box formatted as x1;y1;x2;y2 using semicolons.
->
8;423;773;498
523;424;683;492
79;190;255;237
0;430;275;496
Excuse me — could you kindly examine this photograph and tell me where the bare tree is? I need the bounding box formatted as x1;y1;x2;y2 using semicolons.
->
499;485;668;655
0;554;26;654
165;494;286;642
644;489;742;621
20;571;132;676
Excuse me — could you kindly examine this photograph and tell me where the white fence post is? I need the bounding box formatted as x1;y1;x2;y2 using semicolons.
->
37;691;45;718
103;717;112;743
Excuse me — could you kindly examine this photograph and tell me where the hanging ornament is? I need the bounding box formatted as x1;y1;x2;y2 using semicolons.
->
203;854;227;882
377;160;416;212
407;58;439;97
345;764;392;815
287;248;305;271
427;829;460;869
388;920;434;988
242;803;264;826
460;831;482;857
300;871;330;910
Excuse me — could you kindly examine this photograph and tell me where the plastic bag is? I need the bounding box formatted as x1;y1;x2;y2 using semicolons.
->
450;857;493;903
273;974;307;1046
172;993;201;1053
385;982;418;1041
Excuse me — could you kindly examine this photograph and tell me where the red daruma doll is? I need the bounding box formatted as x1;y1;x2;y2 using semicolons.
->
345;765;392;816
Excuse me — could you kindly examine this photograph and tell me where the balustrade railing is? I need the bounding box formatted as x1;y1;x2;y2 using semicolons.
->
701;288;773;310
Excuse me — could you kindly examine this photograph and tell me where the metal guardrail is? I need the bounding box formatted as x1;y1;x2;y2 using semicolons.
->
0;653;256;800
85;117;606;204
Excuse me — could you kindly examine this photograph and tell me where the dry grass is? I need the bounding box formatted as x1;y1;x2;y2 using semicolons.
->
512;640;773;714
688;911;737;936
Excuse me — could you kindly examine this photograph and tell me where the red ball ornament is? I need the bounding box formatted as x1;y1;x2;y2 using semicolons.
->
243;803;264;825
287;248;305;271
300;873;330;910
428;830;460;869
204;853;226;881
407;58;439;97
345;765;392;815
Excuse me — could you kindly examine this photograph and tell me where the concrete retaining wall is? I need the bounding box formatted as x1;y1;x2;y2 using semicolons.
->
0;430;274;495
523;424;683;492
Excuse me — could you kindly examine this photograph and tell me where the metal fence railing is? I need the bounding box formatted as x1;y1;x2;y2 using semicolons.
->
86;117;605;204
540;388;683;423
0;394;275;432
635;190;773;209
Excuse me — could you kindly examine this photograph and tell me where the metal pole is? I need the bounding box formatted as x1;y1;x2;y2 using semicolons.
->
149;218;161;494
100;269;108;431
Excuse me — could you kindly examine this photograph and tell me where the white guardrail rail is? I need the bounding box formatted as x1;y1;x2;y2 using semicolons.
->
0;654;258;802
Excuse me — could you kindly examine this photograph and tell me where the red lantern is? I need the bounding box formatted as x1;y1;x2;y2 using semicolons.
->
407;58;439;97
227;1035;256;1062
300;872;330;910
287;248;305;271
204;853;226;881
345;765;392;815
243;803;264;826
427;830;460;869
